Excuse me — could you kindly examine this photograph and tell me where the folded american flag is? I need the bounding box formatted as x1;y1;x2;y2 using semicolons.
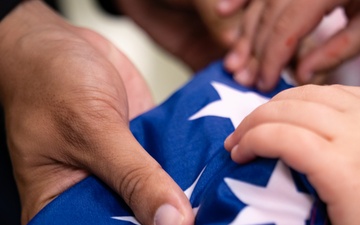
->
28;61;328;225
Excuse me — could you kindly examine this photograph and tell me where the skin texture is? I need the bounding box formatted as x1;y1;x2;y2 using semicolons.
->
194;0;360;92
0;1;194;224
195;1;360;223
224;84;360;224
4;1;358;224
194;0;243;47
212;0;360;91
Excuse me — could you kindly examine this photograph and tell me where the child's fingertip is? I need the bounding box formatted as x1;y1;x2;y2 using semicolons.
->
224;132;234;150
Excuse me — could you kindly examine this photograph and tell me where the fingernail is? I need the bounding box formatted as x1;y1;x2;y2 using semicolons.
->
231;144;239;154
218;0;231;13
234;69;251;85
225;52;240;70
224;132;233;150
154;204;183;225
225;132;233;141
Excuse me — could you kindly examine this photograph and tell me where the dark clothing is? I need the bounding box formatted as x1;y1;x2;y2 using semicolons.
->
0;107;21;225
1;2;60;225
0;0;21;20
0;5;24;225
0;0;59;20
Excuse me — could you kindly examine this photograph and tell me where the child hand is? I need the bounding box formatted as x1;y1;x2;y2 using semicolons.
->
224;84;360;224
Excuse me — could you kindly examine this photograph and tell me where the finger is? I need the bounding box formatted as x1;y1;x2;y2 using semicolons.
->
216;0;249;16
297;15;360;83
257;0;339;91
253;0;291;59
225;84;358;150
225;98;343;151
272;84;360;112
195;0;243;46
336;85;360;98
224;0;265;79
230;122;331;175
224;37;249;72
233;56;259;86
231;123;318;168
75;129;194;225
231;122;360;225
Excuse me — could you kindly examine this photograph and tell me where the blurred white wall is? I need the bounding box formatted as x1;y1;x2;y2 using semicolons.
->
58;0;191;104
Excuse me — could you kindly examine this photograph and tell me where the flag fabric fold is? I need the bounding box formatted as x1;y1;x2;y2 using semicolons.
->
28;61;328;225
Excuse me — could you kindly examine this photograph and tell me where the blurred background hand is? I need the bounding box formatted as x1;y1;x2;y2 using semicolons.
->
117;0;228;71
216;0;360;91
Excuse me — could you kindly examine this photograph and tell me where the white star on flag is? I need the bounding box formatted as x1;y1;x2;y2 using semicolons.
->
184;167;206;215
111;216;140;225
189;81;313;224
189;82;269;127
225;161;314;225
113;81;308;224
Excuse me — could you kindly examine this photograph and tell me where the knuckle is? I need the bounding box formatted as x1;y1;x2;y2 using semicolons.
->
251;101;275;118
295;84;319;99
119;164;162;207
330;84;343;90
301;84;320;92
328;84;345;93
272;17;291;39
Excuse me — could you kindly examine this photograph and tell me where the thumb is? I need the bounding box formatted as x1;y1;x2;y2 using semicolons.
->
70;28;192;224
83;128;194;225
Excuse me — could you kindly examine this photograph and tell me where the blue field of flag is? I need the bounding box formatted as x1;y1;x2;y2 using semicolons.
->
29;61;328;225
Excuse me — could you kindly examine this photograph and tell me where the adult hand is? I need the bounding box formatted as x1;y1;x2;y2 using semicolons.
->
116;0;227;71
224;84;360;224
194;0;243;47
0;1;193;225
221;0;360;91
